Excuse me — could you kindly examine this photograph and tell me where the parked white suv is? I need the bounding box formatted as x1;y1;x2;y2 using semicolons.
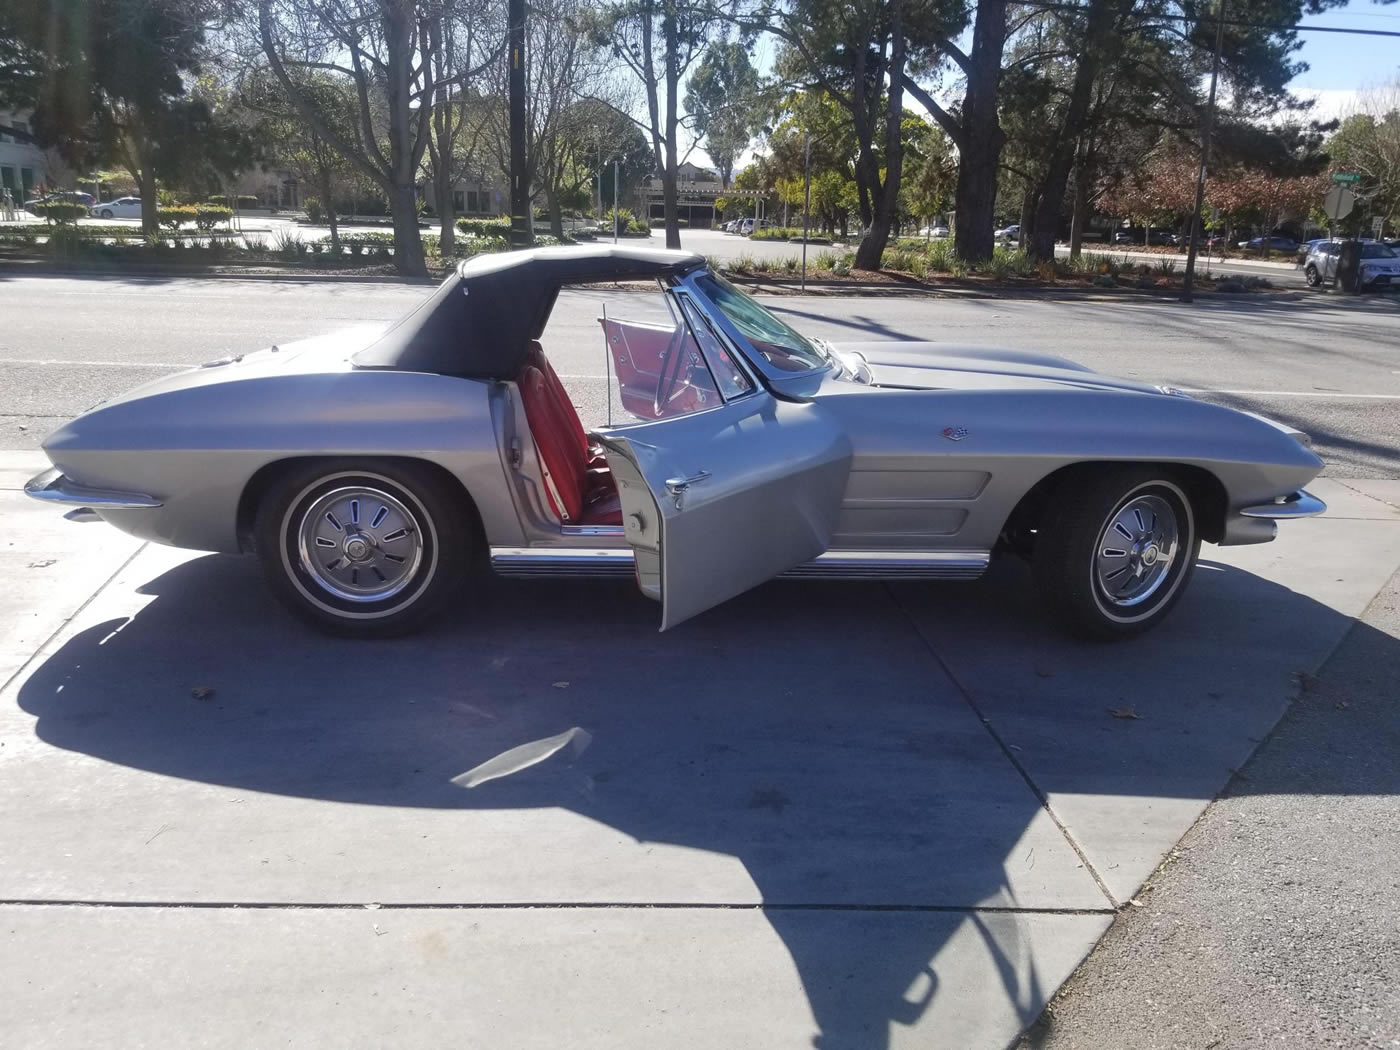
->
1303;239;1400;290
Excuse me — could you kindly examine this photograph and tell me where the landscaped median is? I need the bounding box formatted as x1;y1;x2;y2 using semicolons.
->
0;223;1285;295
716;240;1286;295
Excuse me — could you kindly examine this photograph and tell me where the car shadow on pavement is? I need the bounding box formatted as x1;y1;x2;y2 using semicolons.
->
14;551;1394;1049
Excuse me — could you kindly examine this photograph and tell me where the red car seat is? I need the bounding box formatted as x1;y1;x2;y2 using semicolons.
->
518;343;621;525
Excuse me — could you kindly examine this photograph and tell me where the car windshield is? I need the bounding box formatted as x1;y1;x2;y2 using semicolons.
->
691;272;828;373
1362;244;1396;259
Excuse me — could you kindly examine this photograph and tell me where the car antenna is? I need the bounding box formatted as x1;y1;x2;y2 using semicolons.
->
602;301;613;428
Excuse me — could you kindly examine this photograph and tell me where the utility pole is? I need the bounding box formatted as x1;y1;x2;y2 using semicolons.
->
1181;0;1226;303
508;0;529;247
613;159;619;244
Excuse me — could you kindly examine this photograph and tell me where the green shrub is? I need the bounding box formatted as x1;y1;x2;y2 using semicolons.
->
47;226;89;257
813;250;838;271
33;200;88;224
194;204;233;231
1153;257;1178;276
274;227;304;257
830;254;852;277
750;226;800;241
157;205;199;231
781;255;799;275
457;217;513;239
303;196;325;223
925;240;954;273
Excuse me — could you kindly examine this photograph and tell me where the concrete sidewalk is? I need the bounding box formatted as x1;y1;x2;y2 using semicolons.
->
2;449;1398;1049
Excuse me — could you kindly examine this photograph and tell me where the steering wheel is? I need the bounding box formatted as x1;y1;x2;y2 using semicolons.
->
653;329;692;416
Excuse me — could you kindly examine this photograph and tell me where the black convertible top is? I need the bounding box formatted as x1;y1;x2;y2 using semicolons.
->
352;244;706;378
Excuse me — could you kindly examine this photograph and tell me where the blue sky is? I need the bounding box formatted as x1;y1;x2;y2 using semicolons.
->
1292;6;1400;117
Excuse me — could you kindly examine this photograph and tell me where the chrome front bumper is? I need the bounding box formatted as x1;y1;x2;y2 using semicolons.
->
24;467;163;511
1239;489;1326;519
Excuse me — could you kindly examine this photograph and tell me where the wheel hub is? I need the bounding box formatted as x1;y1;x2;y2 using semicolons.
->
295;485;424;603
1095;493;1179;607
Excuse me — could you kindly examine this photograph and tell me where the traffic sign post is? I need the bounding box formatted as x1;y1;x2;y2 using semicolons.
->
1324;184;1355;245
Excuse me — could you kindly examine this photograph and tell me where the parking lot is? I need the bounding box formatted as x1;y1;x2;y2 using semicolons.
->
2;275;1399;1047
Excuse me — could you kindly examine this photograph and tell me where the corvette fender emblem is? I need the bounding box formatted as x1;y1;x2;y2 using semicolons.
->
942;426;969;442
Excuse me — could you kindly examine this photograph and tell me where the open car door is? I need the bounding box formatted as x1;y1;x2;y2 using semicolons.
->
592;396;852;630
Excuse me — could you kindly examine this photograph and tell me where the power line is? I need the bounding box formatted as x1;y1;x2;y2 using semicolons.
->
1009;1;1400;39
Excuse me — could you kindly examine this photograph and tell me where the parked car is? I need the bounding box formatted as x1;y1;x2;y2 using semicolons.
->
994;224;1020;242
91;196;143;219
922;225;950;239
27;245;1325;641
24;190;96;211
1237;235;1299;254
1112;230;1135;244
1146;230;1179;246
1303;239;1400;289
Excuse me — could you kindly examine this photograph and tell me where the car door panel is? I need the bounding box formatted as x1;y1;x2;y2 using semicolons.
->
593;395;852;629
600;317;677;419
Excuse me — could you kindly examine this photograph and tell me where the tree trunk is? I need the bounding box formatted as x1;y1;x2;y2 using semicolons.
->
1069;165;1089;259
319;163;340;253
546;181;564;240
434;166;455;256
138;166;158;238
951;0;1008;263
389;183;426;275
854;0;906;272
661;5;682;249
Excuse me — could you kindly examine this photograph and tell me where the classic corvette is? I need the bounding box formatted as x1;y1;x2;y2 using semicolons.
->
26;245;1325;639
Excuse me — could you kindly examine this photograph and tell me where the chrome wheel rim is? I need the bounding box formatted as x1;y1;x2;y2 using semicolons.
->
1095;493;1179;608
295;485;424;603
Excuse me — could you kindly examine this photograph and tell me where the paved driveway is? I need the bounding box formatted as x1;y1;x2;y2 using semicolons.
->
3;448;1398;1048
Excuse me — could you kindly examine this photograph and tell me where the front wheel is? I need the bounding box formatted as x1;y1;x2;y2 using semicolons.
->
1033;469;1200;640
253;460;472;637
1304;264;1321;287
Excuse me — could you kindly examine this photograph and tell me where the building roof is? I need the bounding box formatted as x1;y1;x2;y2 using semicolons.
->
353;245;706;379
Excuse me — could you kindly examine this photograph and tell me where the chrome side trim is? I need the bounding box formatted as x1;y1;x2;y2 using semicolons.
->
559;524;626;537
786;550;988;580
1239;489;1326;519
25;468;163;510
489;546;989;581
491;547;637;577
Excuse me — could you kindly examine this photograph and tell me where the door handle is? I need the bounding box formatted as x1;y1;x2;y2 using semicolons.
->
664;470;711;509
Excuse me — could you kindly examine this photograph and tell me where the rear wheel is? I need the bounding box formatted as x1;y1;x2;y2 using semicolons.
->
1304;264;1321;287
100;208;113;219
253;460;471;637
1032;468;1200;640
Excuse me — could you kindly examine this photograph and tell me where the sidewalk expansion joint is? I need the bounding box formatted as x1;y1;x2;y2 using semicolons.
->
883;583;1122;910
0;899;1117;915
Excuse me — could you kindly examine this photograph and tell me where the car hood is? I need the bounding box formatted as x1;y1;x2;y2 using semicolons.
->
829;340;1164;396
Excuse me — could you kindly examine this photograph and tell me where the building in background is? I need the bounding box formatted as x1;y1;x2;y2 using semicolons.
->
641;162;725;229
422;169;507;218
0;111;45;203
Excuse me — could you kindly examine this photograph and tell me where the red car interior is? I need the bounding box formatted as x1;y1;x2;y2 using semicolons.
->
518;341;621;526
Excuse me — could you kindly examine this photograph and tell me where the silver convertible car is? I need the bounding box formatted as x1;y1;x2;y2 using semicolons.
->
27;246;1325;639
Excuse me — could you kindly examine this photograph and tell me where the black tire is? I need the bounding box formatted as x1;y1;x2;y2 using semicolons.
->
1304;264;1321;287
252;460;472;637
100;209;113;219
1032;468;1201;640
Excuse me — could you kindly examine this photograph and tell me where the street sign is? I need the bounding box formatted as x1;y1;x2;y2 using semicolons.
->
1324;185;1355;222
1331;172;1362;184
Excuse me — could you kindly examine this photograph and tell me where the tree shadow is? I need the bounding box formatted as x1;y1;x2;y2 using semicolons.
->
13;549;1395;1048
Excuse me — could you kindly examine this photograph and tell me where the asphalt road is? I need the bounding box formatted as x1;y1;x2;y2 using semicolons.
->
1;274;1397;476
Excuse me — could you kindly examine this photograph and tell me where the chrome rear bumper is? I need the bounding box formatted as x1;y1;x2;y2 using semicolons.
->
1239;489;1326;519
24;468;163;510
